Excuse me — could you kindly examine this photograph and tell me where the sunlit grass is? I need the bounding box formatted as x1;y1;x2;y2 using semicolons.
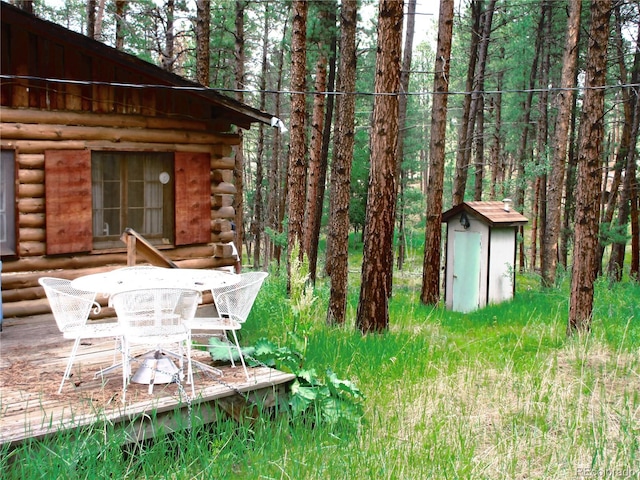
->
3;262;639;479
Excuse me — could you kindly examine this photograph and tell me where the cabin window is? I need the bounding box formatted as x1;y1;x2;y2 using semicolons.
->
0;150;16;256
91;152;175;250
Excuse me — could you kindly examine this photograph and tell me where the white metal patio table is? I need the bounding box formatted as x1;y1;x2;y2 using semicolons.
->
71;267;240;384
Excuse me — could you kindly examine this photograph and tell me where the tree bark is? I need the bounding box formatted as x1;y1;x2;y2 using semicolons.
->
607;5;640;281
252;3;270;270
161;0;175;72
568;0;612;334
396;0;417;271
327;0;357;326
309;8;337;283
356;0;403;333
286;0;309;267
195;0;211;86
115;0;126;50
421;0;454;306
233;0;246;266
452;0;482;206
541;0;582;287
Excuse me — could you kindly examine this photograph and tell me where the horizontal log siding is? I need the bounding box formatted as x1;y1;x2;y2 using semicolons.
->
1;108;240;318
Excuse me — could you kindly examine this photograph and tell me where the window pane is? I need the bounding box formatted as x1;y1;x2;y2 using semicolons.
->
1;150;16;255
92;151;173;249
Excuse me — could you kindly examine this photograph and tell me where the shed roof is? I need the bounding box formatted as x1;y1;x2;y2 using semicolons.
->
0;1;274;129
441;201;528;227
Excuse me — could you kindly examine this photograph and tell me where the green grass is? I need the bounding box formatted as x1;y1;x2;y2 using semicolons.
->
3;265;640;479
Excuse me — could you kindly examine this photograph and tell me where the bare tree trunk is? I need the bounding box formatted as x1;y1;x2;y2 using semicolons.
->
471;0;496;201
252;2;270;270
195;0;211;86
304;5;333;269
115;0;126;50
514;2;545;271
607;5;640;281
266;4;290;268
327;0;356;325
568;0;611;334
95;0;106;41
309;8;337;283
531;1;551;274
87;0;96;38
161;0;175;72
541;0;582;286
396;0;417;271
452;0;482;206
286;0;309;267
421;0;454;305
560;95;580;270
356;0;403;333
489;49;504;200
234;0;246;266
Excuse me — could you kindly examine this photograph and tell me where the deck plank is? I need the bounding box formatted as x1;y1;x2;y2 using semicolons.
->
0;314;295;446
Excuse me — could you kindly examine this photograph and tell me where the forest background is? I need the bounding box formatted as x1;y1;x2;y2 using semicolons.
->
24;0;640;334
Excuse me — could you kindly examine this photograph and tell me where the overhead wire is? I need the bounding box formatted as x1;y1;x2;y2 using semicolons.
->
1;74;639;98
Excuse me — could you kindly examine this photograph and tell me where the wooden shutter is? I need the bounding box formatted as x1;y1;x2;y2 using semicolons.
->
44;150;93;254
174;152;211;245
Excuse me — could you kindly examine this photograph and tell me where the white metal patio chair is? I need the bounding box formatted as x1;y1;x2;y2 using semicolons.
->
38;277;121;393
187;271;268;382
109;287;200;401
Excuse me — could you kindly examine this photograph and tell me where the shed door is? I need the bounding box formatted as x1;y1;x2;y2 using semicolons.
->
452;231;482;313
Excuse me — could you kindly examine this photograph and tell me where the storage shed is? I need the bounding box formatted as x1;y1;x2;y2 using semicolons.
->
0;2;275;318
441;200;528;313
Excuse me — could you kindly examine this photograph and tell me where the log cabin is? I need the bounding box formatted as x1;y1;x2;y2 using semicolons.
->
0;2;275;318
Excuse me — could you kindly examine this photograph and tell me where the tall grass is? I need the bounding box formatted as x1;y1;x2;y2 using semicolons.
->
3;265;639;479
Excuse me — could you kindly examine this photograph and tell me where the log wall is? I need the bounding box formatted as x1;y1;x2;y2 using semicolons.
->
1;107;241;318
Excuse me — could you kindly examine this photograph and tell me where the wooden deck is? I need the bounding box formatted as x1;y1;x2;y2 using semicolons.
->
0;313;295;447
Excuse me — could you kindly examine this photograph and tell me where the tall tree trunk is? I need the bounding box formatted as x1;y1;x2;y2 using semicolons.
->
252;2;270;270
233;0;246;266
560;92;580;269
489;50;504;200
87;0;96;38
95;0;106;41
421;0;454;305
195;0;211;86
471;0;496;201
452;0;482;206
309;8;337;283
266;4;290;268
286;0;309;267
541;0;582;286
514;3;545;271
568;0;612;334
607;6;640;281
161;0;175;72
532;0;551;274
396;0;417;271
630;31;640;280
356;0;403;333
115;0;126;50
327;0;356;325
304;5;332;269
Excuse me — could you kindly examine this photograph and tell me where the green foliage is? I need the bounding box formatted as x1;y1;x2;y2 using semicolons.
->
598;221;630;246
247;334;365;426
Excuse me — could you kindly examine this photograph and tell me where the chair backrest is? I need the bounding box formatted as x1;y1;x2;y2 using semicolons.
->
38;277;100;333
110;288;200;338
212;271;268;324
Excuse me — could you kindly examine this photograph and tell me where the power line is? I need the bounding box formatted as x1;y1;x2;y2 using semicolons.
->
1;74;639;97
